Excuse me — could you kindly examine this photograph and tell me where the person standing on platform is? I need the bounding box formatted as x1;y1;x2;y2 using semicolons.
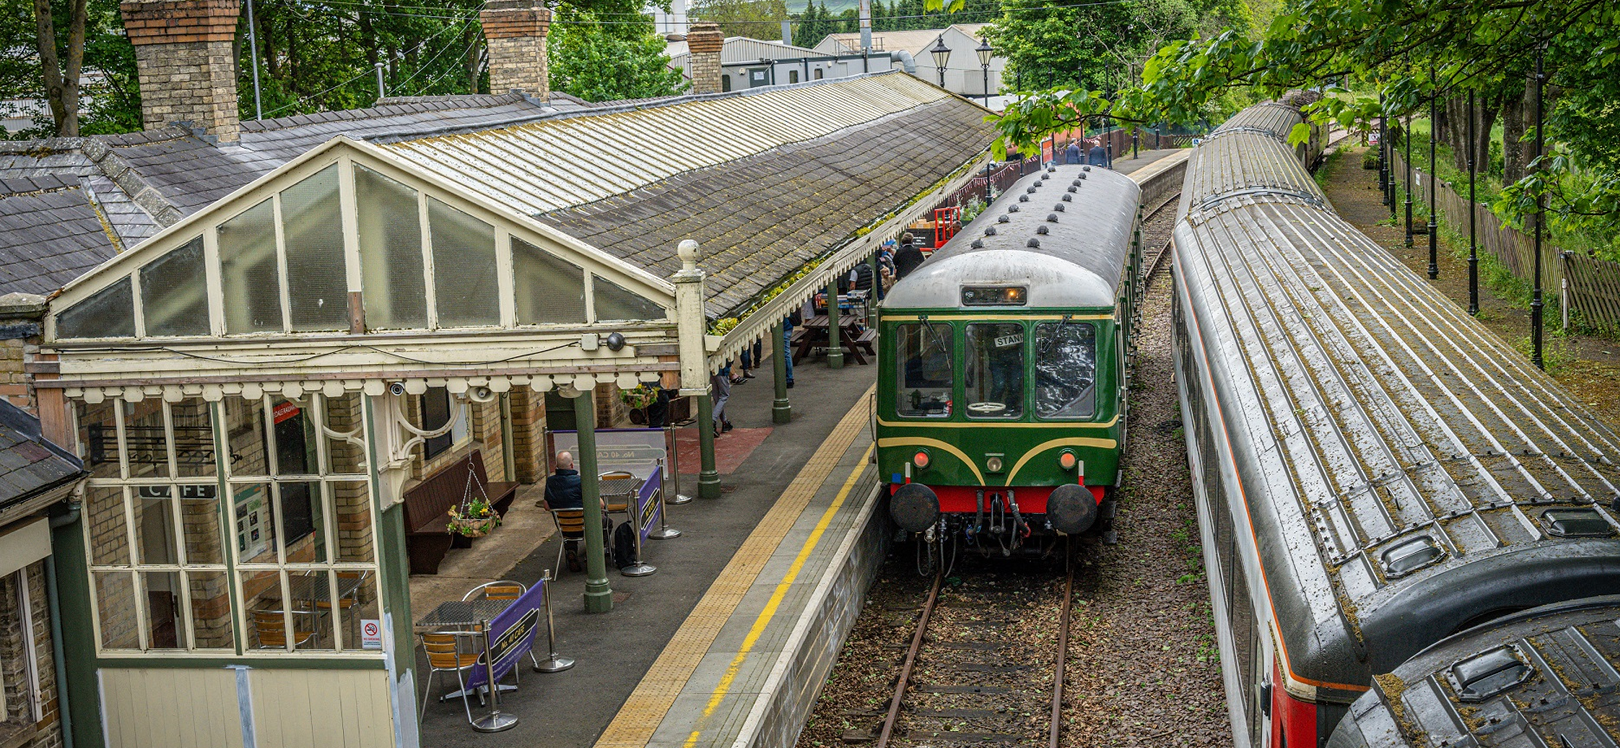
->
783;313;797;389
1088;138;1112;168
893;233;926;280
711;363;734;437
1065;139;1082;164
736;339;761;384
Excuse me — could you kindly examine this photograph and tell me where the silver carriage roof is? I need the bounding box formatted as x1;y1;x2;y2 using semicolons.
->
882;164;1141;311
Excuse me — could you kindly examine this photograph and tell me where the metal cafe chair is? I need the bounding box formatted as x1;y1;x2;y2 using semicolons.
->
419;632;485;724
598;471;639;516
547;507;613;575
461;581;539;677
251;609;316;649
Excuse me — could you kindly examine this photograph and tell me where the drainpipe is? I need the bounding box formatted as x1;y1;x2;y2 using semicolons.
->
890;50;916;75
46;481;85;748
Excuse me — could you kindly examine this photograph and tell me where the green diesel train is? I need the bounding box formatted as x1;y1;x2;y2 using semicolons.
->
878;163;1143;553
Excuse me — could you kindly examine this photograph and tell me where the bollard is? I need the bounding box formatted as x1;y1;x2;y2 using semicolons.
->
534;571;575;673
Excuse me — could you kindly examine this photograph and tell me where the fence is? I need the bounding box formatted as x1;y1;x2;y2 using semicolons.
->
1391;151;1620;332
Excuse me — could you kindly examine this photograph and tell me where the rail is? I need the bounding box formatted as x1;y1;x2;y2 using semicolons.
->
872;556;1077;748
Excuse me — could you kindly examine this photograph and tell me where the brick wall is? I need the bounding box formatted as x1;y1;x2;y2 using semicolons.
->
509;390;546;483
0;562;65;748
687;23;724;95
480;0;550;98
120;0;241;143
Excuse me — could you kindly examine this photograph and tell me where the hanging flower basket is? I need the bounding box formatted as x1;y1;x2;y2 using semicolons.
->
619;384;659;411
447;494;501;538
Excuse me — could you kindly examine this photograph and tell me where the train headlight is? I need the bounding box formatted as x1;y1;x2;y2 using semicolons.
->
985;455;1004;473
1058;451;1078;471
912;450;930;469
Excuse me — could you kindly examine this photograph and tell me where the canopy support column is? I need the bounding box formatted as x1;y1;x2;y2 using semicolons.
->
697;392;721;498
772;321;792;424
570;388;613;613
826;278;844;369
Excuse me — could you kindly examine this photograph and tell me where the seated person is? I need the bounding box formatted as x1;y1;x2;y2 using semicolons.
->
544;451;583;509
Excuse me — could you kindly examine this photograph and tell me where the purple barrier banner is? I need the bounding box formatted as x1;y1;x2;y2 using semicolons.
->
463;580;545;691
637;465;662;543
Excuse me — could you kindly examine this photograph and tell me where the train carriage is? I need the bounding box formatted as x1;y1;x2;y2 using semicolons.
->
1174;101;1620;747
877;163;1144;552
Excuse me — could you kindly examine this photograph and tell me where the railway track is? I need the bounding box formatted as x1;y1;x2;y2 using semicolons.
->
871;554;1076;748
1143;191;1181;281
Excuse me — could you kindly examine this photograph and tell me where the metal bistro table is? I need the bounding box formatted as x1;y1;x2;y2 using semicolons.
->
415;599;517;701
287;571;367;647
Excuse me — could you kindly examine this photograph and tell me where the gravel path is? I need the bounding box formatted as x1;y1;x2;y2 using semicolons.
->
795;205;1229;748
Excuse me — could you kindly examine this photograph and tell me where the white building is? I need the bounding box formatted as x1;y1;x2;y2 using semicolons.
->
815;24;1007;105
649;0;688;36
667;36;894;91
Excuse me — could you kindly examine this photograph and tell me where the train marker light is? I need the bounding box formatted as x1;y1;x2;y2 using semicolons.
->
912;450;930;469
985;454;1004;473
1058;451;1078;471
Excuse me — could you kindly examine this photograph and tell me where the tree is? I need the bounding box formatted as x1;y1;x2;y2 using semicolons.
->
549;8;685;102
983;0;1201;93
690;0;788;39
986;0;1620;254
32;0;87;135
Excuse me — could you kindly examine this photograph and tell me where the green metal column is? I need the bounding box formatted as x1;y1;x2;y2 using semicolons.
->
572;391;613;613
772;322;792;424
696;391;721;498
826;279;844;369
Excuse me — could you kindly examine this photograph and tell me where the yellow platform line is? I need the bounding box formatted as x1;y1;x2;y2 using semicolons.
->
594;385;875;748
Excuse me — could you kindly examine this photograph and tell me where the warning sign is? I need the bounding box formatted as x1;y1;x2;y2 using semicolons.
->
360;619;382;649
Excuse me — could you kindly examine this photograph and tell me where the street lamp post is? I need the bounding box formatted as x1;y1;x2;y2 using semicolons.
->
1427;68;1439;280
978;38;994;203
931;37;950;88
1531;48;1546;369
1467;89;1479;316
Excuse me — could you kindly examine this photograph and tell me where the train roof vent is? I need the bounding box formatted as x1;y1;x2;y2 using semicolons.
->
1448;645;1532;702
984;227;997;236
1027;238;1040;248
1036;226;1049;235
1540;508;1615;537
997;215;1010;223
971;239;984;248
1046;213;1059;222
1067;186;1078;193
1008;205;1020;213
1380;535;1445;578
1027;185;1039;193
1082;166;1092;172
1062;194;1072;202
1054;203;1066;211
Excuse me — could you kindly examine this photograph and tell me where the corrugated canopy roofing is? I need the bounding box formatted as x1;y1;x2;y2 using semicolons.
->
4;73;993;319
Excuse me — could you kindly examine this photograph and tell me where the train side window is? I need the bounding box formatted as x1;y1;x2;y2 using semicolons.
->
895;323;954;418
1033;321;1097;419
964;323;1024;419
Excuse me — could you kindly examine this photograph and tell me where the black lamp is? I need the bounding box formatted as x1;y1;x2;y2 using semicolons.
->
930;37;950;87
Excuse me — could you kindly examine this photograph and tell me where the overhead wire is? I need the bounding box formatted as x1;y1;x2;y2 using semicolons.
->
259;9;478;116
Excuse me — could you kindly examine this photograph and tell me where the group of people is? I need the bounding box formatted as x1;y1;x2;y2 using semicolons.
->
1063;137;1113;168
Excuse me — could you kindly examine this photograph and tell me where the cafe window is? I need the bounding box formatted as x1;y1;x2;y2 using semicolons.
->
77;393;379;655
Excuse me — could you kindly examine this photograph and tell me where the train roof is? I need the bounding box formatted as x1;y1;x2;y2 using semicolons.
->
1175;103;1620;696
1208;101;1304;141
1327;596;1620;747
882;164;1141;311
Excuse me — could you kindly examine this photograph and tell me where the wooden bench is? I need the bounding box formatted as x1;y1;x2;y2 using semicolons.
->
403;450;521;575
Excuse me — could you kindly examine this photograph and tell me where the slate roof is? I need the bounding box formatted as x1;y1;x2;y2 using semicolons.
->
541;94;995;316
0;174;154;295
0;398;83;511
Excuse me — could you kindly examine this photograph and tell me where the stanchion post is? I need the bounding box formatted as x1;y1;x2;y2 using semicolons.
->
620;477;656;577
534;571;575;673
649;459;682;539
471;619;518;732
664;426;692;505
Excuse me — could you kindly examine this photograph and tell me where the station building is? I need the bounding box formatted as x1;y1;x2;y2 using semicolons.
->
0;3;994;745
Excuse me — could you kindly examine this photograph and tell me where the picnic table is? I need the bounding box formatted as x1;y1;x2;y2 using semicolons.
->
792;314;877;365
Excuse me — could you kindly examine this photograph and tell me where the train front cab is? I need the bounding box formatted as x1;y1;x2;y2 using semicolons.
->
875;305;1126;546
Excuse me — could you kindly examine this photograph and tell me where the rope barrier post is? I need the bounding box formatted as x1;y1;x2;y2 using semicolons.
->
649;459;682;540
533;570;575;673
470;617;517;732
665;426;692;505
621;472;656;577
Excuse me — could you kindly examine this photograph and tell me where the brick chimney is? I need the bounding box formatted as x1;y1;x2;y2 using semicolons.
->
120;0;241;143
687;22;724;95
481;0;551;99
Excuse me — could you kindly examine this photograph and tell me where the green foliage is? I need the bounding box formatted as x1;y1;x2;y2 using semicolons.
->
692;0;788;39
549;8;686;102
4;0;140;137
